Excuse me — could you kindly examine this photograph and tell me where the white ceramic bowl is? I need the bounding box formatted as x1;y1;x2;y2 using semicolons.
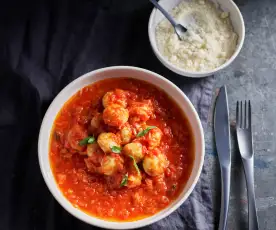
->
148;0;245;78
38;66;205;229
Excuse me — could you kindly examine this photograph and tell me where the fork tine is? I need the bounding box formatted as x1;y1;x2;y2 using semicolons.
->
244;100;247;128
236;101;239;127
240;101;243;128
248;100;251;129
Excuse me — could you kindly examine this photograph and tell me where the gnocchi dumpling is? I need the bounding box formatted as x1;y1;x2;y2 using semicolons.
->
103;104;129;128
127;173;142;188
128;100;153;122
87;143;102;157
100;155;124;176
143;150;169;176
102;89;128;108
147;127;162;149
118;124;132;145
66;124;87;151
123;143;144;162
97;132;120;153
90;113;102;130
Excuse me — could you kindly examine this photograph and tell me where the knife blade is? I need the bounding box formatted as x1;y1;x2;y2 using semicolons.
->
214;85;231;230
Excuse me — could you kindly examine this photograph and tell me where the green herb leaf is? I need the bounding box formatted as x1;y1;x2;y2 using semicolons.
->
120;173;128;187
111;146;122;154
136;126;157;137
129;155;140;175
87;137;95;144
79;136;95;146
172;184;177;190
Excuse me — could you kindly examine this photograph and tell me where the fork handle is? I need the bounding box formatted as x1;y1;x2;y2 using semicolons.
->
242;158;259;230
219;165;231;230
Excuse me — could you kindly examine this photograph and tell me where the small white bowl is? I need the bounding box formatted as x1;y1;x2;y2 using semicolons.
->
148;0;245;78
38;66;205;229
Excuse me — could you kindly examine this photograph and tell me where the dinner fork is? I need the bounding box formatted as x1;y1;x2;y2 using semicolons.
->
236;101;259;230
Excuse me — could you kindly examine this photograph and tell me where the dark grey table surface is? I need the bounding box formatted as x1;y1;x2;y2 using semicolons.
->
206;0;276;229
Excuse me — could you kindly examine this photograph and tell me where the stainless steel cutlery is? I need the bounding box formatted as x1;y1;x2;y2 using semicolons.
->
214;87;259;230
236;101;259;230
214;86;231;230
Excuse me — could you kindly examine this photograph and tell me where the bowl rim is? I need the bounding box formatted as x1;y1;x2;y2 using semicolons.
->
38;66;205;229
148;0;245;78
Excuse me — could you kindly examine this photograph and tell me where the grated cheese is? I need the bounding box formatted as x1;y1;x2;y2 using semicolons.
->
155;0;238;72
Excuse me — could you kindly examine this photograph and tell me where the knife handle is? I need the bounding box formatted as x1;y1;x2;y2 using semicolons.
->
219;165;231;230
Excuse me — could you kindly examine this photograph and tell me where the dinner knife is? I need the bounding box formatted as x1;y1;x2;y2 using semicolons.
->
214;86;231;230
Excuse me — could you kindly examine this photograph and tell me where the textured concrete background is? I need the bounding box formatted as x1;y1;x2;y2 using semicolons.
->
206;0;276;229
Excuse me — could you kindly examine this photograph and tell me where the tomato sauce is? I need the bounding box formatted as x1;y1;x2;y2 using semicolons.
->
50;78;194;221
